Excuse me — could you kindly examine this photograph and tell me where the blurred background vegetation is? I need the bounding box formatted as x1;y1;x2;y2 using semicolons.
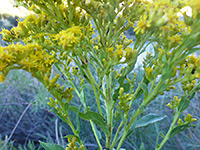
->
0;1;200;150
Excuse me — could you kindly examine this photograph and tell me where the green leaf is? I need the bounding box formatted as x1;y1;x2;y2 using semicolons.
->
178;96;190;112
39;141;64;150
107;7;115;23
123;60;137;76
69;106;109;135
161;53;167;63
126;114;166;139
123;83;130;92
169;124;197;138
135;76;150;99
81;64;88;69
118;76;125;86
140;82;148;97
135;113;167;128
113;88;120;101
80;90;86;108
161;64;173;80
159;132;165;138
113;113;121;126
157;82;168;93
51;109;67;123
112;83;130;101
76;106;81;134
63;103;69;115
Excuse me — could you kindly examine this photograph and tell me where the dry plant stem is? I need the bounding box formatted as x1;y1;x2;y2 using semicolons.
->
3;103;32;147
55;119;60;145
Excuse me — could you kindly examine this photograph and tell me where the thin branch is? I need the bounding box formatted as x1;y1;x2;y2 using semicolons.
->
3;103;32;147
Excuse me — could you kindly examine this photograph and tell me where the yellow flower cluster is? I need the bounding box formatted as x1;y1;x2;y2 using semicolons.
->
0;12;51;42
134;14;151;34
65;137;84;150
178;55;200;93
0;43;56;83
177;114;197;126
106;44;137;64
166;96;181;110
54;26;84;51
144;66;153;80
118;87;134;114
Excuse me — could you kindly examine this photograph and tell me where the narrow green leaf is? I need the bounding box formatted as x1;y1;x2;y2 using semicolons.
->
140;82;148;97
161;64;173;80
112;88;120;101
123;83;130;92
76;106;81;134
63;103;69;115
159;132;165;138
135;114;167;128
80;90;86;108
178;96;190;112
112;83;130;101
118;76;125;86
51;109;67;123
169;124;197;138
123;60;137;76
135;76;150;99
69;106;109;135
161;53;167;63
157;83;168;93
39;141;64;150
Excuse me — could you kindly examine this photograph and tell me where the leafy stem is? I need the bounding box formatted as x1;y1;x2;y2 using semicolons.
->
156;111;181;150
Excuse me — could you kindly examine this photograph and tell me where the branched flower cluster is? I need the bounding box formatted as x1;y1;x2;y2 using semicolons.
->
1;0;200;150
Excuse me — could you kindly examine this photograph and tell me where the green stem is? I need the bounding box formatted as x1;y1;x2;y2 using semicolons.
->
85;65;102;115
156;112;181;150
116;106;144;150
110;121;124;149
90;120;103;150
105;74;113;148
66;116;83;145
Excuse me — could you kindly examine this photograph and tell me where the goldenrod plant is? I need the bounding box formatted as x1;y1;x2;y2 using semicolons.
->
0;0;200;149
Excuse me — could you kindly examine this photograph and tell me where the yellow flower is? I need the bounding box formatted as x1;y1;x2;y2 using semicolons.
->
167;34;182;44
54;26;84;49
145;67;153;75
114;45;124;60
134;14;151;34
